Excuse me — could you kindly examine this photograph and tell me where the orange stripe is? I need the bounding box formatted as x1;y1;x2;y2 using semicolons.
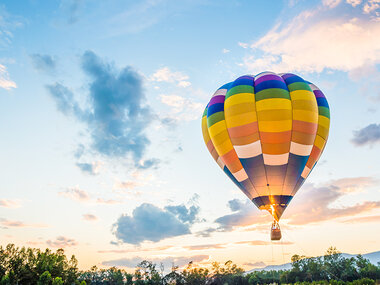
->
227;122;258;138
261;142;290;155
260;131;291;144
292;132;316;145
230;133;260;145
221;149;242;173
293;120;318;134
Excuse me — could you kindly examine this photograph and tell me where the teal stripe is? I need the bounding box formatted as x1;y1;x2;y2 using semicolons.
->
255;88;290;101
203;107;208;117
225;85;253;99
207;111;225;127
287;82;312;92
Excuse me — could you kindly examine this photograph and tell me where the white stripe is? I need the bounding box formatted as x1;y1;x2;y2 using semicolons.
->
234;140;262;158
217;157;225;169
290;142;313;156
263;153;289;165
213;88;228;97
308;83;319;91
233;168;248;182
254;71;276;80
301;166;311;178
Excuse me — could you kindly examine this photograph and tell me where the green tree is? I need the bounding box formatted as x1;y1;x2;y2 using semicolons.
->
38;271;52;285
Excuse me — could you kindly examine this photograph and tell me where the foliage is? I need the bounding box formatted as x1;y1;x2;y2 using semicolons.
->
0;244;379;284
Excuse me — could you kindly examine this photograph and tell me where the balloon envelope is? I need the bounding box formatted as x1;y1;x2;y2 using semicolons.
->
202;72;330;221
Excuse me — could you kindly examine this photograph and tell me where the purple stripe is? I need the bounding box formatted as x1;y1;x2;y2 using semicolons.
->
313;90;325;98
281;73;295;80
255;74;283;85
209;95;225;105
238;75;254;80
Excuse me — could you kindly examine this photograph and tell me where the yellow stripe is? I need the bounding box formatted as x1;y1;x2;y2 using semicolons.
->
314;135;325;150
293;110;318;123
214;139;234;156
225;102;255;116
257;109;292;121
256;98;291;111
258;120;292;132
212;130;230;146
208;120;227;138
318;115;330;129
291;100;318;112
226;112;257;128
224;93;255;108
290;90;316;101
317;125;329;139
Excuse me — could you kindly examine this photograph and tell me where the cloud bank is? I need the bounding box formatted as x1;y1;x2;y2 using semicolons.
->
47;50;158;169
352;124;380;146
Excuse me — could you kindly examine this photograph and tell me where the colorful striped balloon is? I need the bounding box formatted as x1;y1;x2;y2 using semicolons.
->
202;72;330;221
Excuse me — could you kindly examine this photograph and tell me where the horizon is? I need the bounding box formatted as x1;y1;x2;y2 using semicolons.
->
0;0;379;272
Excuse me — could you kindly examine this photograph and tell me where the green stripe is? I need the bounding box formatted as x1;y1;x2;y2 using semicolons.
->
318;106;330;118
207;111;225;127
203;107;208;117
287;82;312;92
255;88;290;101
225;85;254;99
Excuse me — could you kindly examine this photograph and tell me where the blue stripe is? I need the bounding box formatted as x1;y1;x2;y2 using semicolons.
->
207;103;224;117
255;80;288;93
316;97;329;108
231;78;254;88
283;75;305;85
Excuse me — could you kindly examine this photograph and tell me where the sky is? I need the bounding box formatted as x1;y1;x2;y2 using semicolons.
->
0;0;380;271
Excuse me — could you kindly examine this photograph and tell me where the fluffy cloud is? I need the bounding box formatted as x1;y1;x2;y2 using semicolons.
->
46;236;78;248
0;199;21;208
209;176;380;230
0;219;48;228
160;94;203;122
113;201;200;244
351;124;380;146
76;161;102;175
47;50;158;169
150;67;191;88
83;214;98;221
0;64;16;90
241;2;380;73
30;54;56;73
59;187;91;202
102;255;209;269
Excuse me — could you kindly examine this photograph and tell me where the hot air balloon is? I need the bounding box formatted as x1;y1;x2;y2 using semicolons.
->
201;72;330;240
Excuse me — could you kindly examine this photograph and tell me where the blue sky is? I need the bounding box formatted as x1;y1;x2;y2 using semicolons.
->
0;0;380;270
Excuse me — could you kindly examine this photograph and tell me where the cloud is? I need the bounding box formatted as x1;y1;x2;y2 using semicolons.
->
83;214;98;221
60;0;83;24
352;124;380;146
150;67;191;87
76;161;102;175
209;176;380;229
113;201;200;244
96;198;122;205
183;244;226;250
243;261;266;268
46;236;78;248
59;186;91;202
102;255;209;269
238;42;248;49
241;2;380;73
222;48;230;54
30;54;56;73
283;182;380;225
341;215;380;223
0;219;48;228
0;199;21;208
160;94;203;122
0;64;16;90
47;50;157;169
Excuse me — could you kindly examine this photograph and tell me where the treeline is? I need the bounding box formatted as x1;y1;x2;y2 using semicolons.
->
0;244;379;284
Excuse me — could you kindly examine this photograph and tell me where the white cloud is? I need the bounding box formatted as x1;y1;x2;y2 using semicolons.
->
160;94;203;122
222;48;230;54
59;186;91;202
0;199;21;208
241;4;380;74
0;64;16;90
323;0;342;8
346;0;362;7
363;0;380;13
238;42;248;49
150;67;191;87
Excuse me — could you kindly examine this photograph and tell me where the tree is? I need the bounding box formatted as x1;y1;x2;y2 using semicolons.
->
38;271;52;285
